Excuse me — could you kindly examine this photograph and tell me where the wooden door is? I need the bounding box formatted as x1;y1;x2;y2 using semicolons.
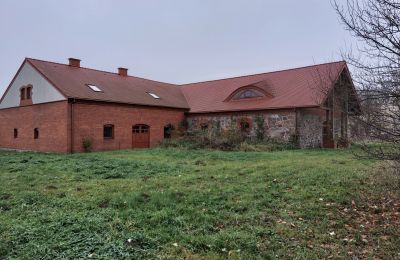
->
322;121;337;148
132;124;150;148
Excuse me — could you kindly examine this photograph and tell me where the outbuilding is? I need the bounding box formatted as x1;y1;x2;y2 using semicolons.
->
0;58;361;152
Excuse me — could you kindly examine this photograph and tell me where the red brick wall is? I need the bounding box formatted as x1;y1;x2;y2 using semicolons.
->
0;101;69;153
71;101;185;152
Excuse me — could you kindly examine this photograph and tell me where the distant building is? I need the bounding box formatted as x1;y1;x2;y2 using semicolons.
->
0;58;361;153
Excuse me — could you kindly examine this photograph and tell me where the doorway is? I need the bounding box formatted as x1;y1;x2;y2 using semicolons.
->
132;124;150;148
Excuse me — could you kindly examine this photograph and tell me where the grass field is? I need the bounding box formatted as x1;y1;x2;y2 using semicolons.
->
0;147;399;259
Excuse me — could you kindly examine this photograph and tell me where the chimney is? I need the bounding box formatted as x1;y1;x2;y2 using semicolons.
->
68;58;81;67
118;67;128;76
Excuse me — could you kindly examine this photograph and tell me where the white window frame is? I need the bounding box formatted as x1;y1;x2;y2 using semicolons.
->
87;84;103;92
147;92;160;99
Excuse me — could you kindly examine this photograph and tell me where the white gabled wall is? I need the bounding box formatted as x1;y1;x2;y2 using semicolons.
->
0;62;66;109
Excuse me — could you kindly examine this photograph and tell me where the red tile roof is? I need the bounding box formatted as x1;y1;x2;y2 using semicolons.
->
181;61;347;113
26;58;190;109
9;58;347;113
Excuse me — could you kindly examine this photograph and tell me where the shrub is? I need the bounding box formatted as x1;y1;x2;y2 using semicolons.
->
160;119;297;152
238;142;262;152
164;123;175;138
178;119;188;130
337;137;350;148
254;115;266;141
82;137;93;153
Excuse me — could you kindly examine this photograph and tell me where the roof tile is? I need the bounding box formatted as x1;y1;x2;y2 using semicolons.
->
24;58;347;113
27;58;190;109
181;61;346;113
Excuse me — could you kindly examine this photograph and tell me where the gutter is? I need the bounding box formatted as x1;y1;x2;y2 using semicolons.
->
186;105;320;115
295;107;299;140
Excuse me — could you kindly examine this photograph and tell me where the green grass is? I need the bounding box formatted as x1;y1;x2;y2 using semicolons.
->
0;147;398;259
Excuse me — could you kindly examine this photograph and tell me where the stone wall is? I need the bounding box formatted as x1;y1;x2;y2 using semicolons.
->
186;109;297;143
348;116;367;141
265;113;296;141
297;108;324;148
186;108;331;148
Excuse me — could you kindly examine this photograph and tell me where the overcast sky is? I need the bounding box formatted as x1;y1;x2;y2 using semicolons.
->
0;0;355;96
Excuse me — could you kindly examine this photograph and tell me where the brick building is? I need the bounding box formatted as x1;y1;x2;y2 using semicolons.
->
0;58;361;153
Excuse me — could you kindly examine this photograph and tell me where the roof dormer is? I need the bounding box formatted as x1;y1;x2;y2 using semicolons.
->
225;80;274;102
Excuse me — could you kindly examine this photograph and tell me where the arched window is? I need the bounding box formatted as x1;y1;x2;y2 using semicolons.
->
239;89;262;99
26;86;32;99
240;121;250;132
239;119;251;133
20;88;25;100
233;89;264;100
34;128;39;139
103;124;114;139
20;85;33;101
164;124;174;139
14;129;18;139
200;123;209;130
226;86;270;102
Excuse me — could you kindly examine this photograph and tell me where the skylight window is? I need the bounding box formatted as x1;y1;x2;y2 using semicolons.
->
148;92;160;99
87;84;102;92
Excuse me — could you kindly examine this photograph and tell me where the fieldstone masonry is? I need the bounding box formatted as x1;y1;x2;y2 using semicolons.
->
265;113;296;141
297;111;323;148
187;110;297;143
186;108;335;148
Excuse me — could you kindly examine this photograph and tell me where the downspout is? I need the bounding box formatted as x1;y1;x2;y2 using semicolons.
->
70;98;76;153
331;86;335;139
294;108;299;146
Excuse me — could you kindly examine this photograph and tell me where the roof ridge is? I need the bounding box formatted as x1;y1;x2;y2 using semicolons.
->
25;57;180;87
179;60;346;86
26;57;346;87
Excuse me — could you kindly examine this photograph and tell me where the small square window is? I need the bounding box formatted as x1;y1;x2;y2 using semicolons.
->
14;129;18;138
147;92;160;99
103;125;114;139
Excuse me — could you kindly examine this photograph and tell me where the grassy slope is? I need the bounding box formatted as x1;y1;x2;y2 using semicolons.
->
0;148;398;259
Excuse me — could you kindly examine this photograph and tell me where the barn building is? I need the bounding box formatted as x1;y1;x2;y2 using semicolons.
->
0;58;361;153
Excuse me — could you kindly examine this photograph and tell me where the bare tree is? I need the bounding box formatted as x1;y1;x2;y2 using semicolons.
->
333;0;400;163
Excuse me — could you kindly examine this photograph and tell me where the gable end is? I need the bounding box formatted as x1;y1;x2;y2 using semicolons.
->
0;60;66;109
